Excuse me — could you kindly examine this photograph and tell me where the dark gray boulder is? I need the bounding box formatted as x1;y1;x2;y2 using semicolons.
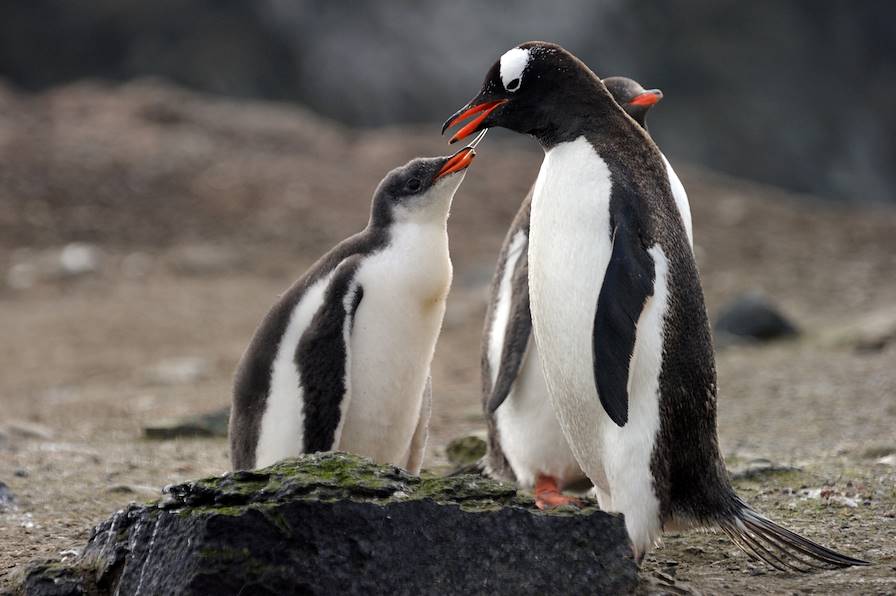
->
714;293;799;346
142;406;230;439
13;452;637;595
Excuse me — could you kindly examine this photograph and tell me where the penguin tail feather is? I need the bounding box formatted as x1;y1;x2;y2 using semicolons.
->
719;501;869;572
445;458;487;478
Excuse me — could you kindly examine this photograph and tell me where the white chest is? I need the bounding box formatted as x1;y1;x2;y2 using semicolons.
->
528;137;614;393
486;229;528;388
338;223;451;463
527;136;616;471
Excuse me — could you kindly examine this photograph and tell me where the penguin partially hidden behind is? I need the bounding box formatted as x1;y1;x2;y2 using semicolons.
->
229;146;478;474
480;77;693;510
444;42;867;570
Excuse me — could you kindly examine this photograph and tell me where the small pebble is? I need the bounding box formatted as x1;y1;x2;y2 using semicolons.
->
829;496;858;508
59;243;101;277
0;481;15;509
3;420;55;440
145;357;209;385
876;454;896;466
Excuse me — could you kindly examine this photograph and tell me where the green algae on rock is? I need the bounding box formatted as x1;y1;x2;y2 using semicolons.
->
12;452;637;595
444;435;488;468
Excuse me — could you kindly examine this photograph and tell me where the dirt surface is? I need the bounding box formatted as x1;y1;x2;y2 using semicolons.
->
1;80;895;594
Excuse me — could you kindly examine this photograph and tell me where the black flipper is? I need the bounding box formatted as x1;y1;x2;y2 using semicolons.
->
592;216;655;427
487;244;533;414
298;256;364;453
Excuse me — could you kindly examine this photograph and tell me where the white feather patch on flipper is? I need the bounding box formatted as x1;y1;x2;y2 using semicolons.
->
661;153;693;247
487;229;527;387
330;280;361;449
255;272;334;469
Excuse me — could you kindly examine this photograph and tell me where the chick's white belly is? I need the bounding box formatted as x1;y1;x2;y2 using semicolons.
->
337;286;444;466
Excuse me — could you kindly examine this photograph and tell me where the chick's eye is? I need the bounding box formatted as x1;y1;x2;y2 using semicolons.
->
506;78;520;91
406;178;421;192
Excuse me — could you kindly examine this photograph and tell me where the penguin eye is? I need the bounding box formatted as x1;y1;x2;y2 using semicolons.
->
506;78;521;91
406;178;422;193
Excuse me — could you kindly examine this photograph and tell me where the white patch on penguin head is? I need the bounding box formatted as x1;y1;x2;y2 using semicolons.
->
499;47;530;92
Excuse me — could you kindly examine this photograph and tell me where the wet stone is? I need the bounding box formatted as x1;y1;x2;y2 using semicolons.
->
143;406;230;439
729;459;800;482
714;292;799;346
11;452;638;595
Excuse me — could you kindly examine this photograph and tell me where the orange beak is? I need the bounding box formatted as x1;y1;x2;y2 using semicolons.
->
442;99;509;144
628;89;663;107
435;147;476;179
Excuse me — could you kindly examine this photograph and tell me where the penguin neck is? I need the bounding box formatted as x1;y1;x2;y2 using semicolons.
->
532;84;631;150
629;112;649;131
382;219;452;302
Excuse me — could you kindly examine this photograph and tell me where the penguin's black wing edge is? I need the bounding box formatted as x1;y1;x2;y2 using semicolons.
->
297;256;364;452
592;218;655;427
487;246;532;413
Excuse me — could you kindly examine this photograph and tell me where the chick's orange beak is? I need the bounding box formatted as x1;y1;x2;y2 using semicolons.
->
442;99;508;144
435;147;476;179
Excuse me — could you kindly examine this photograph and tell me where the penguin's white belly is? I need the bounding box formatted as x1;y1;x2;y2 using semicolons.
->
494;340;584;488
338;225;450;466
528;137;615;485
528;136;666;555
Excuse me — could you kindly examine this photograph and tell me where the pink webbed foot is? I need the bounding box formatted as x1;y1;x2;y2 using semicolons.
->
534;474;583;510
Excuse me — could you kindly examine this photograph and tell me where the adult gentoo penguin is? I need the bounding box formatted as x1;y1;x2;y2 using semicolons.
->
480;77;693;510
443;42;867;570
229;144;479;473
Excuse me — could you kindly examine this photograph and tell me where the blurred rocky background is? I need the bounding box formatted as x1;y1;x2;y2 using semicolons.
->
2;0;895;202
1;3;895;594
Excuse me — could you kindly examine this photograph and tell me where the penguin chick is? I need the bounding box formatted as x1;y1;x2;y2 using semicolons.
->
229;147;477;474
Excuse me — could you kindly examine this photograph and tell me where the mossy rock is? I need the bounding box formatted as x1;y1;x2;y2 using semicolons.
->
444;435;487;467
13;452;637;595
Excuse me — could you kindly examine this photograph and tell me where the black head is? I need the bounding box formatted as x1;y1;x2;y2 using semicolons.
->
369;147;476;228
603;76;663;130
442;41;617;147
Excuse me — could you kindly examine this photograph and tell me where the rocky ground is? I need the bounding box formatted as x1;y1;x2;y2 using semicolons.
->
13;453;639;595
1;80;894;594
